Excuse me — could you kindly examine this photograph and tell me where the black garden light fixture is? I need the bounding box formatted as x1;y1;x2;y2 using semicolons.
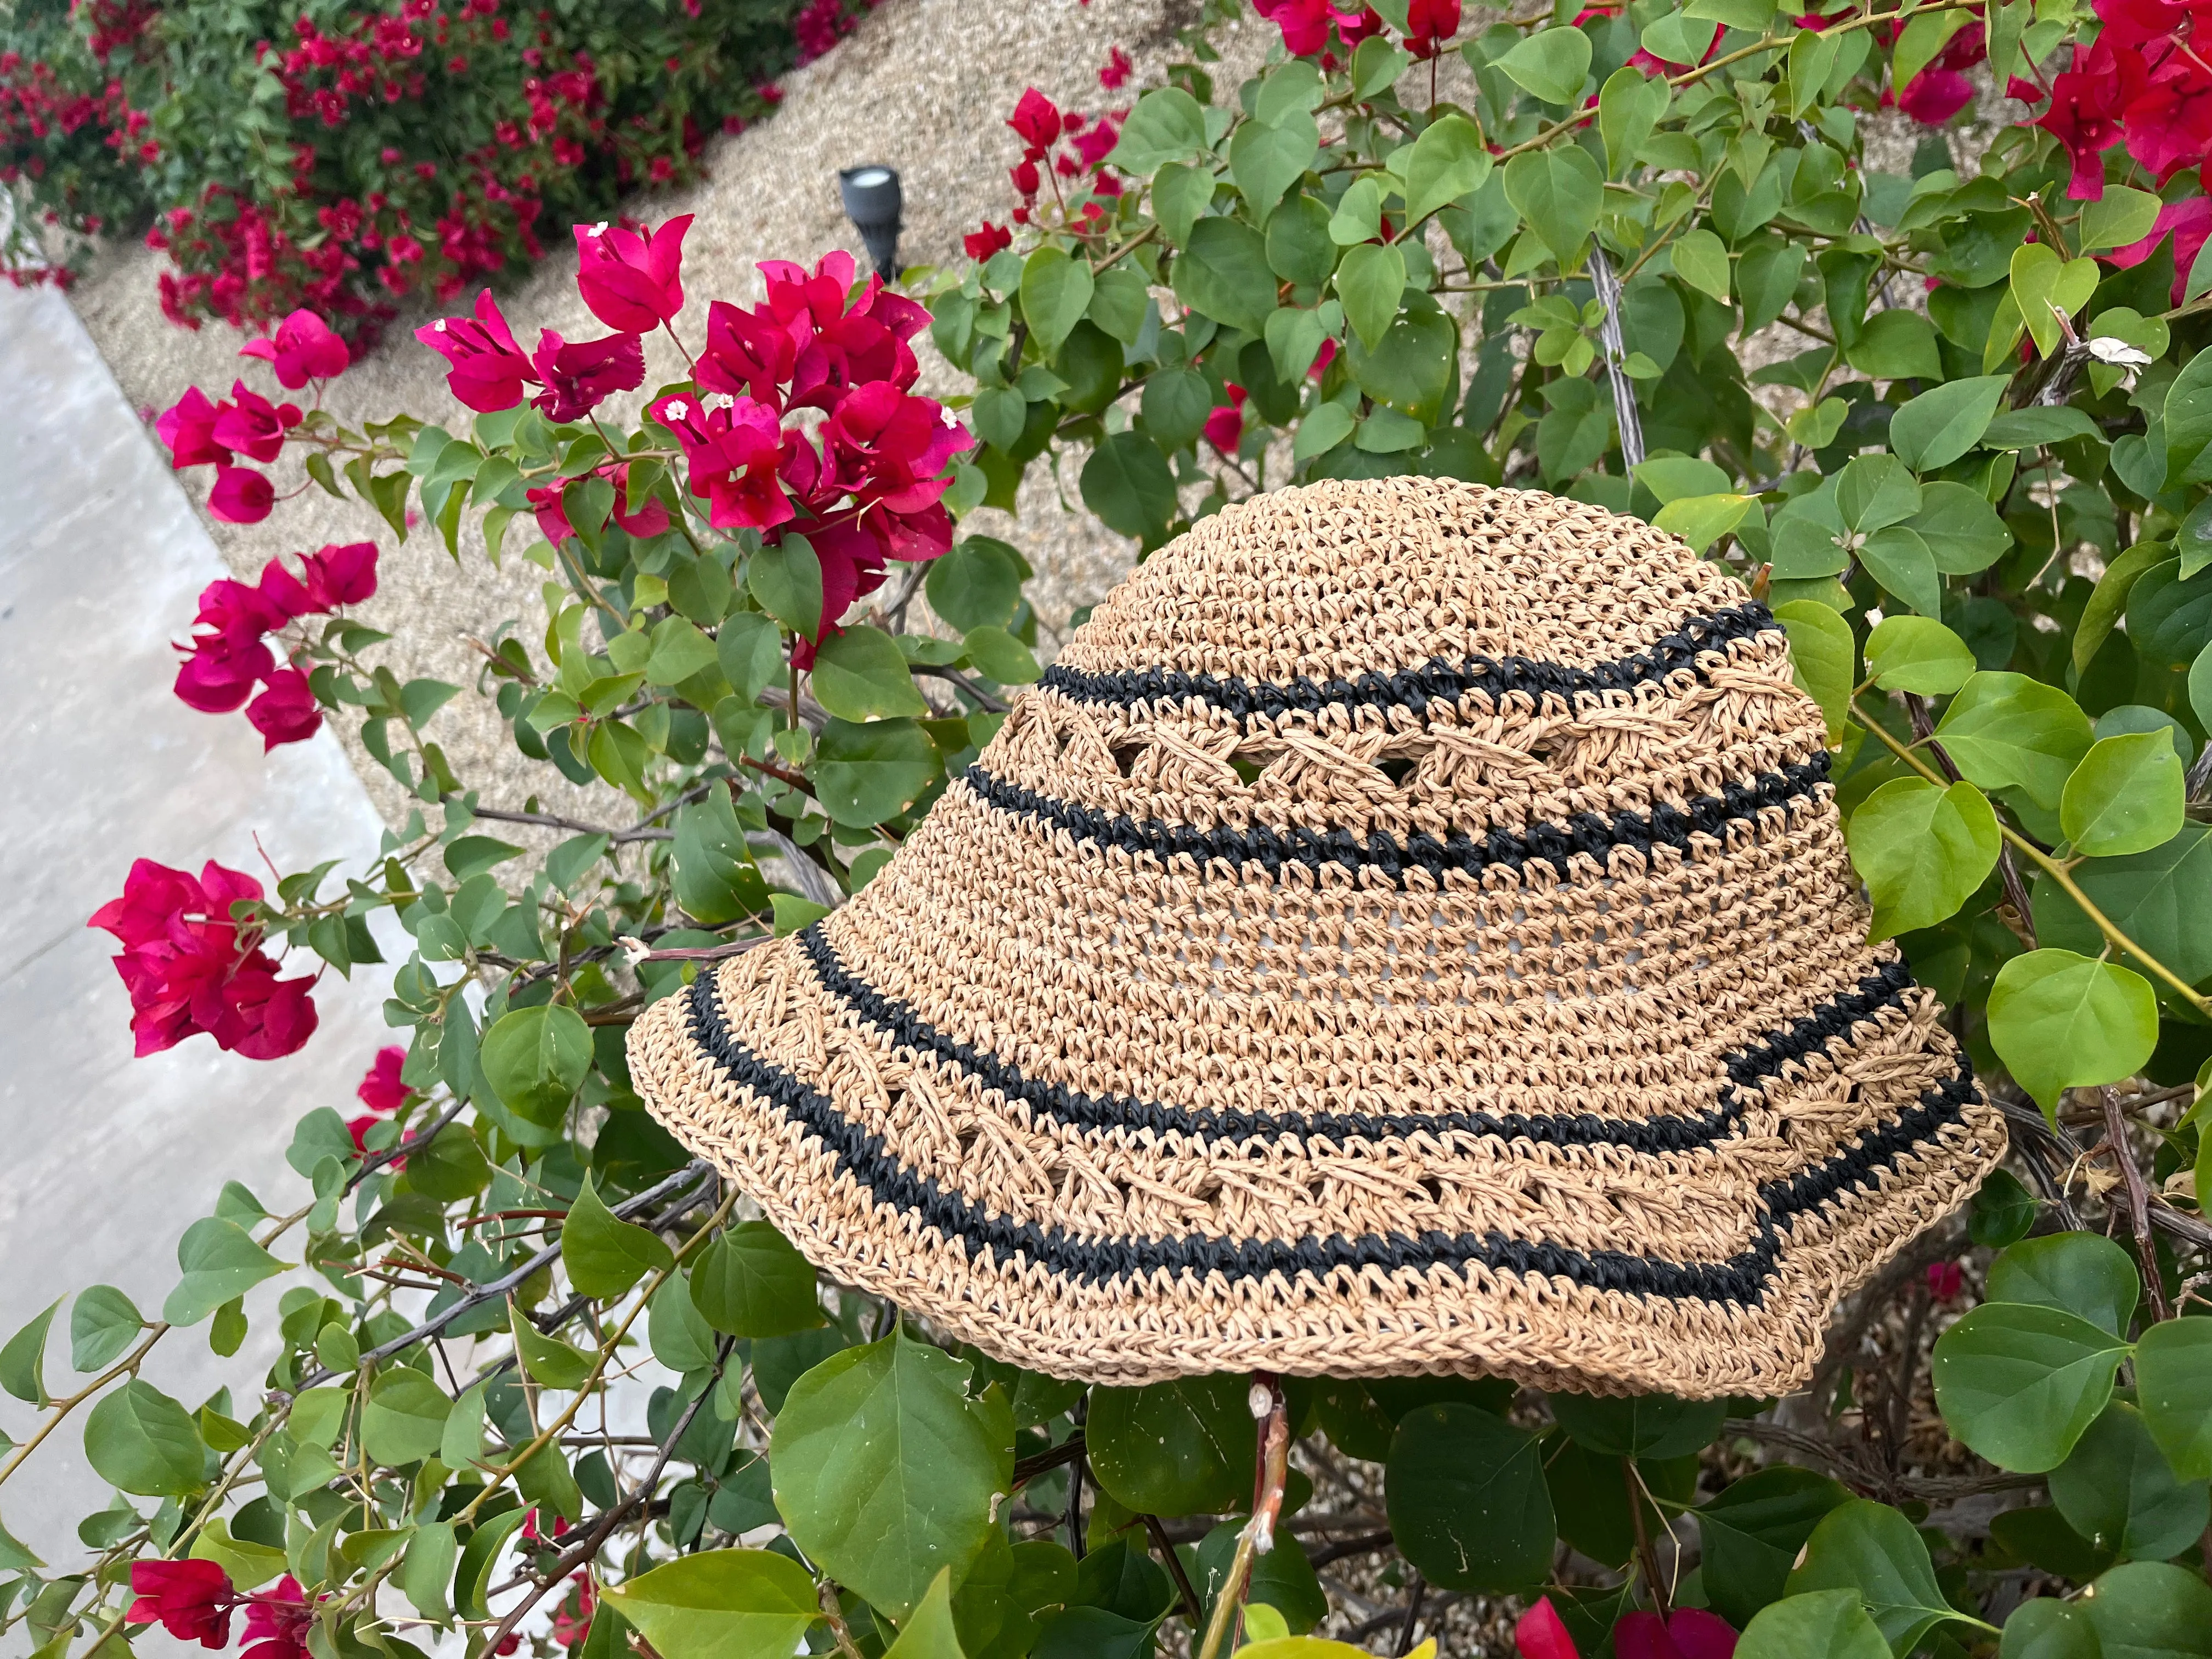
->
838;164;902;283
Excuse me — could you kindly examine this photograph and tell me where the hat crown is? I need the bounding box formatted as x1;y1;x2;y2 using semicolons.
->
1051;478;1756;698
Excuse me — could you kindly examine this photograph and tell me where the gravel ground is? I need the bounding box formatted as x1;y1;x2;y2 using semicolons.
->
68;0;1268;828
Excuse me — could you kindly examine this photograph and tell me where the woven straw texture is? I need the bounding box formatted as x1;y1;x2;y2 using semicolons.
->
629;478;2007;1396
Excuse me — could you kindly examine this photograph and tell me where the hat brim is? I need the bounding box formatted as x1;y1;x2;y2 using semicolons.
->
628;776;2005;1397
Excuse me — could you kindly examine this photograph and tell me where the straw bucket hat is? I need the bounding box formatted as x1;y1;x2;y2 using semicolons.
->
629;478;2006;1397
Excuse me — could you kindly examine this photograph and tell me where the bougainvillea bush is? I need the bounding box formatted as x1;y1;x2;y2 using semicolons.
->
13;1;2212;1657
0;0;831;331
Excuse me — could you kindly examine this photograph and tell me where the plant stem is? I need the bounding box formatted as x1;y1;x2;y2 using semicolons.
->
1195;1375;1289;1659
1144;1512;1206;1626
2101;1084;2175;1323
1626;1457;1669;1617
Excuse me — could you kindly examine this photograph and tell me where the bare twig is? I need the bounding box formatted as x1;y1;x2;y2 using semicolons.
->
1144;1513;1206;1626
1196;1376;1290;1659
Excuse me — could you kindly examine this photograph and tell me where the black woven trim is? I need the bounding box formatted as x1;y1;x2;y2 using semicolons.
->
1037;602;1780;721
682;966;1975;1306
797;924;1913;1153
961;751;1830;888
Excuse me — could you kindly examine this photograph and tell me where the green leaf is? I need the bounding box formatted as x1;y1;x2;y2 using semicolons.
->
1294;401;1356;462
645;617;721;687
1933;672;2094;810
1847;309;1943;381
189;1517;284;1590
164;1217;286;1327
510;1304;595;1390
1334;241;1407;352
1498;26;1592;105
2136;1318;2212;1481
1699;1466;1853;1629
815;716;944;827
963;625;1042;685
1911;482;2012;574
1345;304;1458;424
1988;949;2160;1116
482;1002;594;1127
1837;454;1923;533
2062;732;2186;857
673;782;769;926
1785;1500;1971;1655
398;1521;456;1621
1989;1232;2142;1339
1079;431;1178;542
1671;228;1732;304
812;624;931;721
2126;557;2212;668
749;536;824;639
1385;1404;1555;1592
1105;87;1207;173
1889;376;2010;471
362;1367;452;1466
1401;113;1491;224
1088;1375;1254;1514
2000;1596;2100;1659
1774;600;1855;744
1982;407;2104;450
1503;145;1604;264
601;1549;823;1659
1858;526;1942;617
442;1384;488;1470
2166;348;2212;482
2080;1561;2212;1657
926;539;1025;633
1549;1393;1725;1459
1229;110;1319;225
691;1221;823;1338
2192;641;2212;731
1931;1301;2131;1472
718;611;787;701
2049;1401;2210;1563
2011;244;2101;359
1865;616;1976;694
2081;188;2162;253
1739;1590;1891;1659
1848;778;2001;939
1173;217;1277;336
69;1287;143;1375
1020;248;1094;357
563;1176;675;1299
770;1331;1014;1620
885;1568;965;1659
0;1300;59;1404
1653;493;1753;553
457;1506;530;1620
83;1377;205;1496
1599;67;1669;178
444;835;525;882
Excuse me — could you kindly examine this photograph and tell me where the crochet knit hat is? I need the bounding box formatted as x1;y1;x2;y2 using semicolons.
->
629;478;2006;1398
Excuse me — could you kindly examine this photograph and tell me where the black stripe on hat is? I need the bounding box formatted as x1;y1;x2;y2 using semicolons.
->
1037;603;1781;723
795;923;1914;1154
961;751;1830;888
681;964;1976;1306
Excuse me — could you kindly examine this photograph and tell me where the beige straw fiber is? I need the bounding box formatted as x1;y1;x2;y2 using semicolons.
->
629;477;2006;1396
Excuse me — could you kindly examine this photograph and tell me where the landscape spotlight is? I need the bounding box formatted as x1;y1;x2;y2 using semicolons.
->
839;165;901;282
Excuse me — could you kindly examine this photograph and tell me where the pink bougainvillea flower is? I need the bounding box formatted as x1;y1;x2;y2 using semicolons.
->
1899;68;1975;125
965;220;1013;259
1928;1259;1966;1300
650;392;794;532
1616;1609;1740;1659
1204;383;1248;453
1071;120;1121;167
2035;36;2146;198
697;297;802;408
2096;0;2197;48
208;465;276;524
90;860;318;1060
246;667;322;749
550;1575;595;1650
240;1576;311;1659
1936;19;1987;70
357;1045;411;1112
299;541;379;609
416;289;537;412
819;380;974;512
574;213;693;332
239;308;351;389
1099;44;1133;89
1008;87;1063;154
210;382;298;465
1253;0;1383;55
2121;57;2212;183
529;483;578;544
128;1560;235;1647
1404;0;1462;57
1010;159;1041;198
606;462;672;537
529;329;646;422
2106;195;2212;298
155;387;232;469
1514;1597;1581;1659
